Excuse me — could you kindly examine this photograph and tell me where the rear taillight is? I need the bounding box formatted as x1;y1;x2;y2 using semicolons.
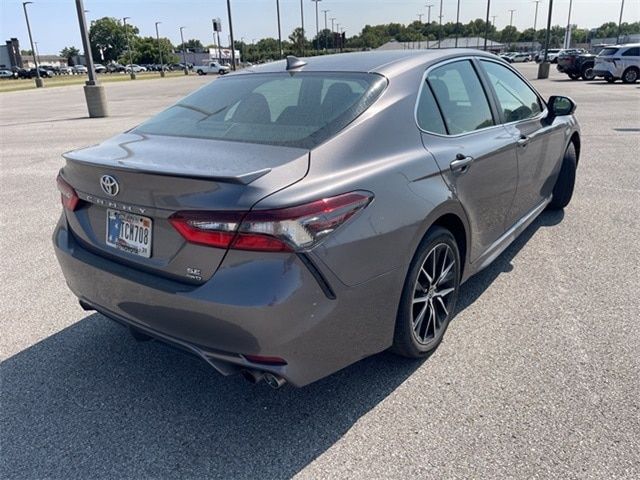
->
56;174;79;211
169;191;373;252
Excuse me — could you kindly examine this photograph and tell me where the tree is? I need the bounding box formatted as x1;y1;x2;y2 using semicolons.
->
176;39;204;52
89;17;139;63
60;46;80;64
289;27;309;53
129;36;178;64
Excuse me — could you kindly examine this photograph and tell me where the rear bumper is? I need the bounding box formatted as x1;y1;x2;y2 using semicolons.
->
53;216;402;386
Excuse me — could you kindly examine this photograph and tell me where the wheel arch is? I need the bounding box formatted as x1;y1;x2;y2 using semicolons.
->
569;131;581;165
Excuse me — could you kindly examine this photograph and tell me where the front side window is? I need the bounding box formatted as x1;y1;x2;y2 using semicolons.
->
133;72;386;149
480;60;542;123
427;60;494;135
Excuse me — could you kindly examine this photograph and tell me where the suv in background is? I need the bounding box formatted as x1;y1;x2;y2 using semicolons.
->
557;51;597;80
593;44;640;83
536;49;562;63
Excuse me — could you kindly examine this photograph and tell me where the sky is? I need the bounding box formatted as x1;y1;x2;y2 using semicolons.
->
1;0;638;55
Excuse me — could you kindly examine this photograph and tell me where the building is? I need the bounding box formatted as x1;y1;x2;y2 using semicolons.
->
21;55;67;68
0;38;22;69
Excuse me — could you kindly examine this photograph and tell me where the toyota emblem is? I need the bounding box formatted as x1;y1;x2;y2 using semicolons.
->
100;175;119;196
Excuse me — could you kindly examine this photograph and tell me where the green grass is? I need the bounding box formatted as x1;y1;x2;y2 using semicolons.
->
0;71;191;93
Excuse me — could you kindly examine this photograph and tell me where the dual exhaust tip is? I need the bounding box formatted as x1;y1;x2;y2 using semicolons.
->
241;369;287;389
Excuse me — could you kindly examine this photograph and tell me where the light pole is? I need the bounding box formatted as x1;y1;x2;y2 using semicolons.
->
438;0;443;48
455;0;461;48
330;17;336;52
34;41;40;65
276;0;283;58
532;0;540;53
22;2;42;88
322;9;330;51
484;0;491;51
179;26;188;74
155;22;165;77
226;0;236;70
417;14;424;49
426;4;433;49
312;0;322;54
213;18;223;64
508;9;516;27
564;0;573;48
617;0;626;43
123;17;135;79
537;0;554;79
299;0;305;56
74;0;107;117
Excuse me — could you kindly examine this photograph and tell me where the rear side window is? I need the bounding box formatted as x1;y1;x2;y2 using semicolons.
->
426;60;494;135
599;48;619;56
480;60;542;123
416;82;447;134
622;47;640;56
134;72;386;149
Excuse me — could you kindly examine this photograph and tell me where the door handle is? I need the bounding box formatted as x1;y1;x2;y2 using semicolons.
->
517;135;530;147
450;154;474;173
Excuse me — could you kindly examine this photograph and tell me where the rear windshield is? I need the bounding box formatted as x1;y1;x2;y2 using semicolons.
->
599;48;619;56
133;72;386;149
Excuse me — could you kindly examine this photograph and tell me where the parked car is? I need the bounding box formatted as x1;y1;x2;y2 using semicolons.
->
53;51;581;388
500;52;516;62
73;65;88;74
0;69;15;78
94;63;107;73
106;63;125;73
536;48;562;63
196;61;231;75
57;66;74;75
28;67;53;78
14;67;30;79
557;51;597;80
593;43;640;83
125;64;147;73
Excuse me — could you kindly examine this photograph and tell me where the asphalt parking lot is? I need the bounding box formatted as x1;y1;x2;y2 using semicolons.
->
1;63;639;479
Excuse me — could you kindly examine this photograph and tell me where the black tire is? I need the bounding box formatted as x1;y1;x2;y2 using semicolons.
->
219;69;226;75
622;67;639;84
392;227;461;358
568;73;580;80
548;142;577;210
581;65;596;81
197;70;204;75
606;77;616;83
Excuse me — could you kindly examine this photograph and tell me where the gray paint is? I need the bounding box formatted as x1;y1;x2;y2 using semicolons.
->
53;50;580;386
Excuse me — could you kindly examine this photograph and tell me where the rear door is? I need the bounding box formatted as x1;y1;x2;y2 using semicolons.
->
478;58;565;224
417;58;518;262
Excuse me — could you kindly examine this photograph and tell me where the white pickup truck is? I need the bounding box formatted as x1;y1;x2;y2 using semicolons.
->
196;61;231;75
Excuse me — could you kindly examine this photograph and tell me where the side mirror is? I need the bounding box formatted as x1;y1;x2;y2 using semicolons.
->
548;95;577;116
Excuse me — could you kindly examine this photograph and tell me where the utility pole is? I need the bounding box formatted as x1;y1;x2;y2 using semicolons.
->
330;17;336;52
508;9;516;27
322;9;330;50
617;0;626;43
538;0;554;78
123;17;135;79
179;26;188;74
532;0;540;53
155;22;165;77
226;0;236;70
455;0;461;48
426;4;433;49
22;2;42;88
74;0;107;116
276;0;283;58
484;0;491;51
312;0;322;54
417;14;424;49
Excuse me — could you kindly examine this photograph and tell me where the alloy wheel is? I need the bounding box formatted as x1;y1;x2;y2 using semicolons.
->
411;243;457;345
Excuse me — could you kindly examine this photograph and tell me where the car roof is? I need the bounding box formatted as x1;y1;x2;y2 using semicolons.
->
240;49;498;78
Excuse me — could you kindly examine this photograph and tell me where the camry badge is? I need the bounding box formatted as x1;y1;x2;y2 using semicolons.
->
100;175;119;197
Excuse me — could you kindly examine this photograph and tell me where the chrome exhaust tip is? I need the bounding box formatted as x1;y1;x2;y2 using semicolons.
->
264;372;286;389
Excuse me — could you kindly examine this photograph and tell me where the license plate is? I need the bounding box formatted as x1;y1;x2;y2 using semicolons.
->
106;209;152;258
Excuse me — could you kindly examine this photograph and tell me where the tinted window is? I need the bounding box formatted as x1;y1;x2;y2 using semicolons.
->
481;60;542;123
427;60;494;135
416;82;447;134
599;47;619;56
622;47;640;56
134;72;386;149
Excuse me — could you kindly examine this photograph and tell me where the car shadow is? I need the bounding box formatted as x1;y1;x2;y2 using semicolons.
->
1;210;564;479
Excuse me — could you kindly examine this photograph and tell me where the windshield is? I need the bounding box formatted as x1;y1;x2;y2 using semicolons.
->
134;72;387;149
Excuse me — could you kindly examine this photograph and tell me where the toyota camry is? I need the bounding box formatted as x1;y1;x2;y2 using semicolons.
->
53;50;580;388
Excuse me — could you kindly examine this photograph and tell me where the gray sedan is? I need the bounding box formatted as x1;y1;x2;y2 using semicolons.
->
53;50;580;388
